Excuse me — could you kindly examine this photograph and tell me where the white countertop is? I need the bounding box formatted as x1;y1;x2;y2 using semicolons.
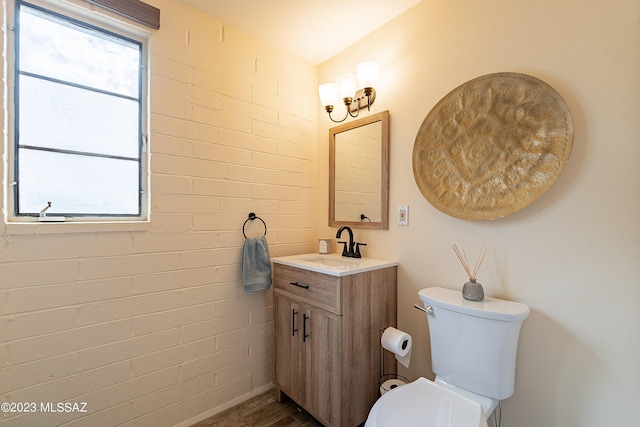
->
271;253;398;277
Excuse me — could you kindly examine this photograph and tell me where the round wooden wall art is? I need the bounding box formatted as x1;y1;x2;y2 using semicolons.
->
412;72;573;220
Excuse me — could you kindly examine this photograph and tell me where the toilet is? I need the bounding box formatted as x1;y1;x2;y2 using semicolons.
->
366;287;529;427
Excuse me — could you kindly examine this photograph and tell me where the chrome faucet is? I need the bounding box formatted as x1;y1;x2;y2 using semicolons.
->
336;226;355;257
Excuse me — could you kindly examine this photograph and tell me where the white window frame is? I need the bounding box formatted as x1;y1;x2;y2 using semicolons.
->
4;0;150;229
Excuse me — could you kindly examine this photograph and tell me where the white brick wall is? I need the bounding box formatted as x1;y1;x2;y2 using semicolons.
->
0;0;318;425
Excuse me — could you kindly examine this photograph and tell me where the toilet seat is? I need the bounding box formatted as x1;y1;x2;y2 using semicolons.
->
365;377;488;427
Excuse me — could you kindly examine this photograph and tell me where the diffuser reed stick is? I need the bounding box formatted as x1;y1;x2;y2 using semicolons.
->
452;244;490;282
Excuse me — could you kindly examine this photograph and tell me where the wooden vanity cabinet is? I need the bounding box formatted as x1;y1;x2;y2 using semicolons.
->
273;263;397;427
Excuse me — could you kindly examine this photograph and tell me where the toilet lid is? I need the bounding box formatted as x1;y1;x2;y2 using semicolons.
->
366;377;488;427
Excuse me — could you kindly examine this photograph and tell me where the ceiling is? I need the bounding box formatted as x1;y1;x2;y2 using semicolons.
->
181;0;422;65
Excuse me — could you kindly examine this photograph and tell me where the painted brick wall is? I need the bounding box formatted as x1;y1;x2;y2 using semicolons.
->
0;0;318;426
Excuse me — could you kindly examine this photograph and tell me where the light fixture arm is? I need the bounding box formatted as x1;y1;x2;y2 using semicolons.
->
348;87;376;113
325;88;376;123
326;97;362;123
325;105;347;123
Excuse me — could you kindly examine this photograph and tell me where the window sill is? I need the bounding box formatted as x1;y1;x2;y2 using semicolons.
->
4;220;150;235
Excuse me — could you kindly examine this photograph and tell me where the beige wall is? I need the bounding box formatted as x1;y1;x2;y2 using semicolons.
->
0;0;318;426
318;0;640;426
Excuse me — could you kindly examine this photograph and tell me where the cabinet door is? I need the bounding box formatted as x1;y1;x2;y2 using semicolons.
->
304;305;341;426
274;294;304;404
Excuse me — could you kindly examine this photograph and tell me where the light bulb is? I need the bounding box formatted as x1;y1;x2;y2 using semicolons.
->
336;73;357;100
318;83;338;107
356;61;379;89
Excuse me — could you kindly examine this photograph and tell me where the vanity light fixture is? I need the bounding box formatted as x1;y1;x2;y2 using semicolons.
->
319;61;379;123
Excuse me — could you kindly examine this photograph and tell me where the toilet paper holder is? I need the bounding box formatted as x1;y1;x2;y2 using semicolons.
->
379;327;409;394
379;327;389;376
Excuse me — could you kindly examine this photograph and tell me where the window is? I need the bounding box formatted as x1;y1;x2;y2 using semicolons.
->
9;0;148;221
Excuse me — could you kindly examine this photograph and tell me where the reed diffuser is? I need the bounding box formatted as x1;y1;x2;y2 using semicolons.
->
452;244;490;301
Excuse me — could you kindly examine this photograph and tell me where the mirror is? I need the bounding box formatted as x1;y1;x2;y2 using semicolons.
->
330;110;389;229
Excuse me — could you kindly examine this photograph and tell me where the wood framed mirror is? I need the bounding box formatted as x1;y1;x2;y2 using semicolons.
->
329;110;389;229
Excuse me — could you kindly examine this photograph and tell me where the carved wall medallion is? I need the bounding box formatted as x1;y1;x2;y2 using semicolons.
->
412;72;573;220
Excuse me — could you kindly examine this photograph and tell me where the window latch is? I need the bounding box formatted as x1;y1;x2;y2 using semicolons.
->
38;202;66;222
39;201;52;217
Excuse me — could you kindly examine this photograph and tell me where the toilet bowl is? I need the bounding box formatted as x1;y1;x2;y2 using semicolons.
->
365;377;488;427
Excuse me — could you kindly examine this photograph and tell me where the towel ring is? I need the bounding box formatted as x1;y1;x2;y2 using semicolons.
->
243;212;267;237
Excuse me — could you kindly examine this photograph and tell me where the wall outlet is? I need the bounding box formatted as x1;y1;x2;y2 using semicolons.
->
398;205;409;226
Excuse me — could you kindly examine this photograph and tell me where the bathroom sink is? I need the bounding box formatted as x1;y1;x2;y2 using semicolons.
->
300;256;362;268
271;253;397;277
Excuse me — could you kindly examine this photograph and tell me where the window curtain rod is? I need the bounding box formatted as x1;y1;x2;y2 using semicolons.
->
86;0;160;29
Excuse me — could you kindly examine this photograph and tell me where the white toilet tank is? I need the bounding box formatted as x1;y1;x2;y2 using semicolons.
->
418;287;529;400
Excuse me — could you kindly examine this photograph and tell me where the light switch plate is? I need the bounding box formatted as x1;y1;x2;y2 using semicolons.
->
398;205;409;226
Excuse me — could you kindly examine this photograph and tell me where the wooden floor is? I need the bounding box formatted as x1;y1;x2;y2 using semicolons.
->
191;390;324;427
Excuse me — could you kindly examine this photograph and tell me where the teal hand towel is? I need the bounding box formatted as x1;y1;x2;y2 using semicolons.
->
242;236;272;292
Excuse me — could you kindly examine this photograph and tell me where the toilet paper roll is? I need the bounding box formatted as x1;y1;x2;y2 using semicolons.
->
380;379;407;395
381;327;412;368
